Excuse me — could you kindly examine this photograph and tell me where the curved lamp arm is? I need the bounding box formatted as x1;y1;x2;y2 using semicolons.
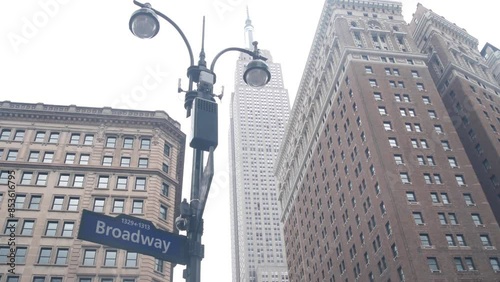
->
133;0;194;67
210;47;267;72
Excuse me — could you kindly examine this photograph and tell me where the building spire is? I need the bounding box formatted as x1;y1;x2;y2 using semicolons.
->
244;6;254;50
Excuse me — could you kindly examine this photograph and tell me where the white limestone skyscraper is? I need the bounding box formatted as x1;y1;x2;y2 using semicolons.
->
229;11;290;282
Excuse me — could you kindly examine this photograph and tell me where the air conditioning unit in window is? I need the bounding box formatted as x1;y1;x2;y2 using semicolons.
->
431;269;441;273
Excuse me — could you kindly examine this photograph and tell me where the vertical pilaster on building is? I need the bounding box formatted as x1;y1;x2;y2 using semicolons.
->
276;1;500;281
0;101;185;282
229;12;291;282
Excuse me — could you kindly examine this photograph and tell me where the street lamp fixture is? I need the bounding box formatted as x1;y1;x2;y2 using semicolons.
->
129;4;160;39
129;1;271;282
244;58;271;87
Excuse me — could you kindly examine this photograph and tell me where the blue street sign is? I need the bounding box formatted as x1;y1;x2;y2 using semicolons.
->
77;209;188;265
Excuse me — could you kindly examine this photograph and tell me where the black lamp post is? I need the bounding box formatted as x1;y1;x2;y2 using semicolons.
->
129;1;271;282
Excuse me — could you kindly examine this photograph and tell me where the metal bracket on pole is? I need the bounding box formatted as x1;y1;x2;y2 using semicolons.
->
196;146;214;231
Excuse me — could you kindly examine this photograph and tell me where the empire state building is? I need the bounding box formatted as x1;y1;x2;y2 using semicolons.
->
229;9;290;282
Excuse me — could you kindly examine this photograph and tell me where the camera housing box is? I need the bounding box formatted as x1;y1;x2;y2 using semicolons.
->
190;97;218;151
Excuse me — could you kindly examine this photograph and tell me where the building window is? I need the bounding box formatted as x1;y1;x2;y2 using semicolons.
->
102;156;113;166
449;213;458;225
9;131;22;141
45;222;58;236
43;152;54;163
21;172;33;185
3;220;17;234
21;220;34;236
427;257;440;272
98;176;109;189
28;151;40;162
135;178;146;190
55;248;69;265
457;235;466;247
120;157;131;167
411;70;419;78
125;252;138;267
373;92;382;101
73;174;85;187
463;194;474;205
116;177;128;190
104;250;117;266
79;154;90;165
441;140;451;151
93;198;105;213
132;200;144;214
0;129;12;140
58;174;70;186
65;153;76;164
420;139;429;148
48;132;59;143
472;214;483;226
434;125;443;134
69;133;80;144
383;121;392;131
68;197;80;211
83;249;96;266
162;163;169;173
446;234;456;246
400;108;407;116
155;259;164;273
448;157;458;168
378;107;387;115
434;174;442;184
389;138;398;148
34;132;46;142
481;235;492;247
113;199;124;213
123;137;134;149
160;205;168;220
52;197;64;210
162;183;169;197
424;174;433;184
365;66;373;74
7;150;18;161
164;144;171;156
106;137;117;148
394;154;403;165
29;195;41;209
416;83;425;91
140;138;151;149
400;173;410;184
38;248;52;264
413;212;424;224
15;195;25;209
428;110;437;119
62;222;74;237
454;257;465;271
455;175;466;186
138;158;148;168
420;234;431;247
406;192;416;202
84;134;94;145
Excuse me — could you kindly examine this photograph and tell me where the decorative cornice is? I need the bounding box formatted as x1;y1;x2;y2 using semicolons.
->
0;101;185;141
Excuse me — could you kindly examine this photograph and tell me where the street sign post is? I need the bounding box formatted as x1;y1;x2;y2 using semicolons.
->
77;209;189;265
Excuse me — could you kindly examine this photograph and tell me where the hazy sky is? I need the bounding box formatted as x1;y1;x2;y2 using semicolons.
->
1;0;498;281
